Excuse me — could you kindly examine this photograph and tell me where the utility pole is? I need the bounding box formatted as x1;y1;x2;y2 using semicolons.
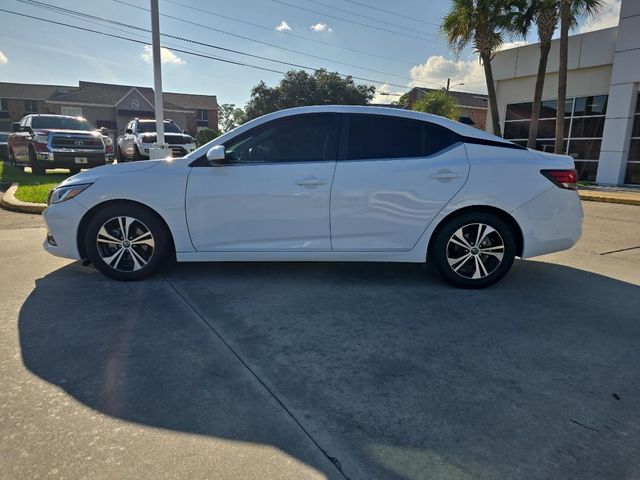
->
446;78;450;92
150;0;166;158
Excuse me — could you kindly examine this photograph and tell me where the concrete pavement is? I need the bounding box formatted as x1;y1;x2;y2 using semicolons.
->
1;202;639;479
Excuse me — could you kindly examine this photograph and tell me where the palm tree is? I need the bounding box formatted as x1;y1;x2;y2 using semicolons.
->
555;0;603;153
412;90;461;120
514;0;559;149
442;0;516;136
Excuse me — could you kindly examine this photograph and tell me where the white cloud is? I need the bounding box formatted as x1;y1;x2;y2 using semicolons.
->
141;45;185;65
579;0;620;33
409;55;487;93
310;22;333;33
275;20;292;32
0;50;7;64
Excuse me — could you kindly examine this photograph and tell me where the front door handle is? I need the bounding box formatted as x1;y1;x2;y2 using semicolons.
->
296;176;328;188
429;170;461;181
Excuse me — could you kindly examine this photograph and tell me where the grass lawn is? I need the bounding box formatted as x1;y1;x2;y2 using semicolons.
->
0;162;71;204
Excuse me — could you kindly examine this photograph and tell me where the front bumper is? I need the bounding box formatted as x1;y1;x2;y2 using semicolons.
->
35;150;114;167
139;142;197;158
42;198;88;260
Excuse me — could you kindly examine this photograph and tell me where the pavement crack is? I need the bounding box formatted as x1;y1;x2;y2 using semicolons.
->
600;245;640;255
161;274;351;480
569;419;600;432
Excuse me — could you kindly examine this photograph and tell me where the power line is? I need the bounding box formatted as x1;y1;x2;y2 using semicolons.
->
5;5;433;91
340;0;439;27
270;0;443;43
303;0;438;37
162;0;418;67
0;8;287;75
110;0;434;85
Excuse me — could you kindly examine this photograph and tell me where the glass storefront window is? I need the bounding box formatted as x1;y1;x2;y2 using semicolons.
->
625;98;640;184
504;95;608;181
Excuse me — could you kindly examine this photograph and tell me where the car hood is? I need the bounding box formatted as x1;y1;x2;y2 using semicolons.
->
58;160;163;188
35;129;102;137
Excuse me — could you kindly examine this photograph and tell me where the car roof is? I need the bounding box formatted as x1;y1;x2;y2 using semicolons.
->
234;105;510;145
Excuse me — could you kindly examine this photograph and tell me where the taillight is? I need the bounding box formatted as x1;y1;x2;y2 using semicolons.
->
541;169;578;190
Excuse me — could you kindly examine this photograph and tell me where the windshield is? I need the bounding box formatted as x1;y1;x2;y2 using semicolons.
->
31;116;96;131
137;121;182;134
0;133;8;142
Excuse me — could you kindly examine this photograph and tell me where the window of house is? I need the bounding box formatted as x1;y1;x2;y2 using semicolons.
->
24;100;38;113
624;96;640;185
197;109;208;121
61;106;83;117
504;95;608;182
225;114;338;164
0;98;8;111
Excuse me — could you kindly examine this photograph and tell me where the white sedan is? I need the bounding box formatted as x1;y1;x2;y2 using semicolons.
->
43;106;583;288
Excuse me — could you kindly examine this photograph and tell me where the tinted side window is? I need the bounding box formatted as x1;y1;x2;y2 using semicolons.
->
424;124;459;156
225;114;338;164
347;115;423;160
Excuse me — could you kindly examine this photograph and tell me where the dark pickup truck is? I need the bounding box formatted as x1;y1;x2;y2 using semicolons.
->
8;114;115;174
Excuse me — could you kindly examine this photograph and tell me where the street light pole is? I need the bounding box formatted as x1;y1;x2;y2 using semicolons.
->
150;0;165;156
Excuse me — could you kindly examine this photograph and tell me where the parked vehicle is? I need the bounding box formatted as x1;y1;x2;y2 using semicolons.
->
42;106;583;288
0;132;9;160
8;114;114;174
117;119;196;161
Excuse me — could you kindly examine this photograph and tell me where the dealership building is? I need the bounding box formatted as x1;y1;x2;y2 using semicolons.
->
490;0;639;186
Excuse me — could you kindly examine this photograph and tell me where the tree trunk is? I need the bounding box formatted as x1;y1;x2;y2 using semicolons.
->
528;40;552;149
482;53;501;136
555;1;571;154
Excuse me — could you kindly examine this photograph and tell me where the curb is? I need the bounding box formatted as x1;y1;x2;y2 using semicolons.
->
578;191;640;206
0;183;46;214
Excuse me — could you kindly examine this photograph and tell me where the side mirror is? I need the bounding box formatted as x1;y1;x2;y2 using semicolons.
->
100;127;109;136
12;122;20;132
125;128;133;134
206;145;228;165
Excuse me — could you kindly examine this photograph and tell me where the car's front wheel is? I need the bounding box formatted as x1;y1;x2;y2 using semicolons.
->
429;212;516;289
84;203;172;281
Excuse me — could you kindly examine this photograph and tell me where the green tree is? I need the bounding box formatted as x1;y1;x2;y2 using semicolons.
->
555;0;603;153
412;90;461;120
244;69;375;121
442;0;518;136
218;103;245;133
195;127;218;147
513;0;559;149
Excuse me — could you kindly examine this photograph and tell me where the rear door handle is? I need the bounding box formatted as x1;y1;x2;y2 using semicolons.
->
296;176;328;188
429;170;461;181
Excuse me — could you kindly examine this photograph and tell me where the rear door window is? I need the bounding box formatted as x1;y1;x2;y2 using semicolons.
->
347;114;423;160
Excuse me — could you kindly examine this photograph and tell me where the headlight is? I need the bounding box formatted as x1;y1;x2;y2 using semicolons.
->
33;134;49;144
48;183;92;205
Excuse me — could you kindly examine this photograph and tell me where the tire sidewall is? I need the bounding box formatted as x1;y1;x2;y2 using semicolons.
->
85;203;170;281
430;212;516;289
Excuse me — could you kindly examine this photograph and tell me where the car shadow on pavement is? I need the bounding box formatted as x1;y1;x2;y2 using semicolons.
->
19;260;640;480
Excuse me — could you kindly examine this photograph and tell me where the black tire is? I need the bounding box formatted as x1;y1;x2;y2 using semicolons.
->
8;148;16;167
429;212;516;289
133;144;143;161
69;167;82;175
116;146;126;163
84;203;172;281
28;147;46;175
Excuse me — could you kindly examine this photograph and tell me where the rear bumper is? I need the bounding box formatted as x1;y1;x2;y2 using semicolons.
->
512;186;583;258
42;198;87;260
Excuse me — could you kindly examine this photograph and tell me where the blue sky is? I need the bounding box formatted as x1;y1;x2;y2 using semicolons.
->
0;0;621;107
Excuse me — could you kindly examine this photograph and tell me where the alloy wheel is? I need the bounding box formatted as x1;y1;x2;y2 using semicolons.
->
96;216;155;272
446;223;505;280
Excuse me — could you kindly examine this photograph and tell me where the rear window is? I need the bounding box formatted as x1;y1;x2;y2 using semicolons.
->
347;114;423;160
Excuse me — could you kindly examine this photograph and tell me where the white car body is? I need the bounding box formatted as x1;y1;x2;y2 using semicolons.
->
43;106;583;280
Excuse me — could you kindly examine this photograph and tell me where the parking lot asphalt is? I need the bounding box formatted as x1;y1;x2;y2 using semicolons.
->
1;201;639;480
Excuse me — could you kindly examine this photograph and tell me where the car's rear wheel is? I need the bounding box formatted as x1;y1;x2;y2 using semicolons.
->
133;145;143;161
429;212;516;289
84;203;171;281
28;147;45;175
